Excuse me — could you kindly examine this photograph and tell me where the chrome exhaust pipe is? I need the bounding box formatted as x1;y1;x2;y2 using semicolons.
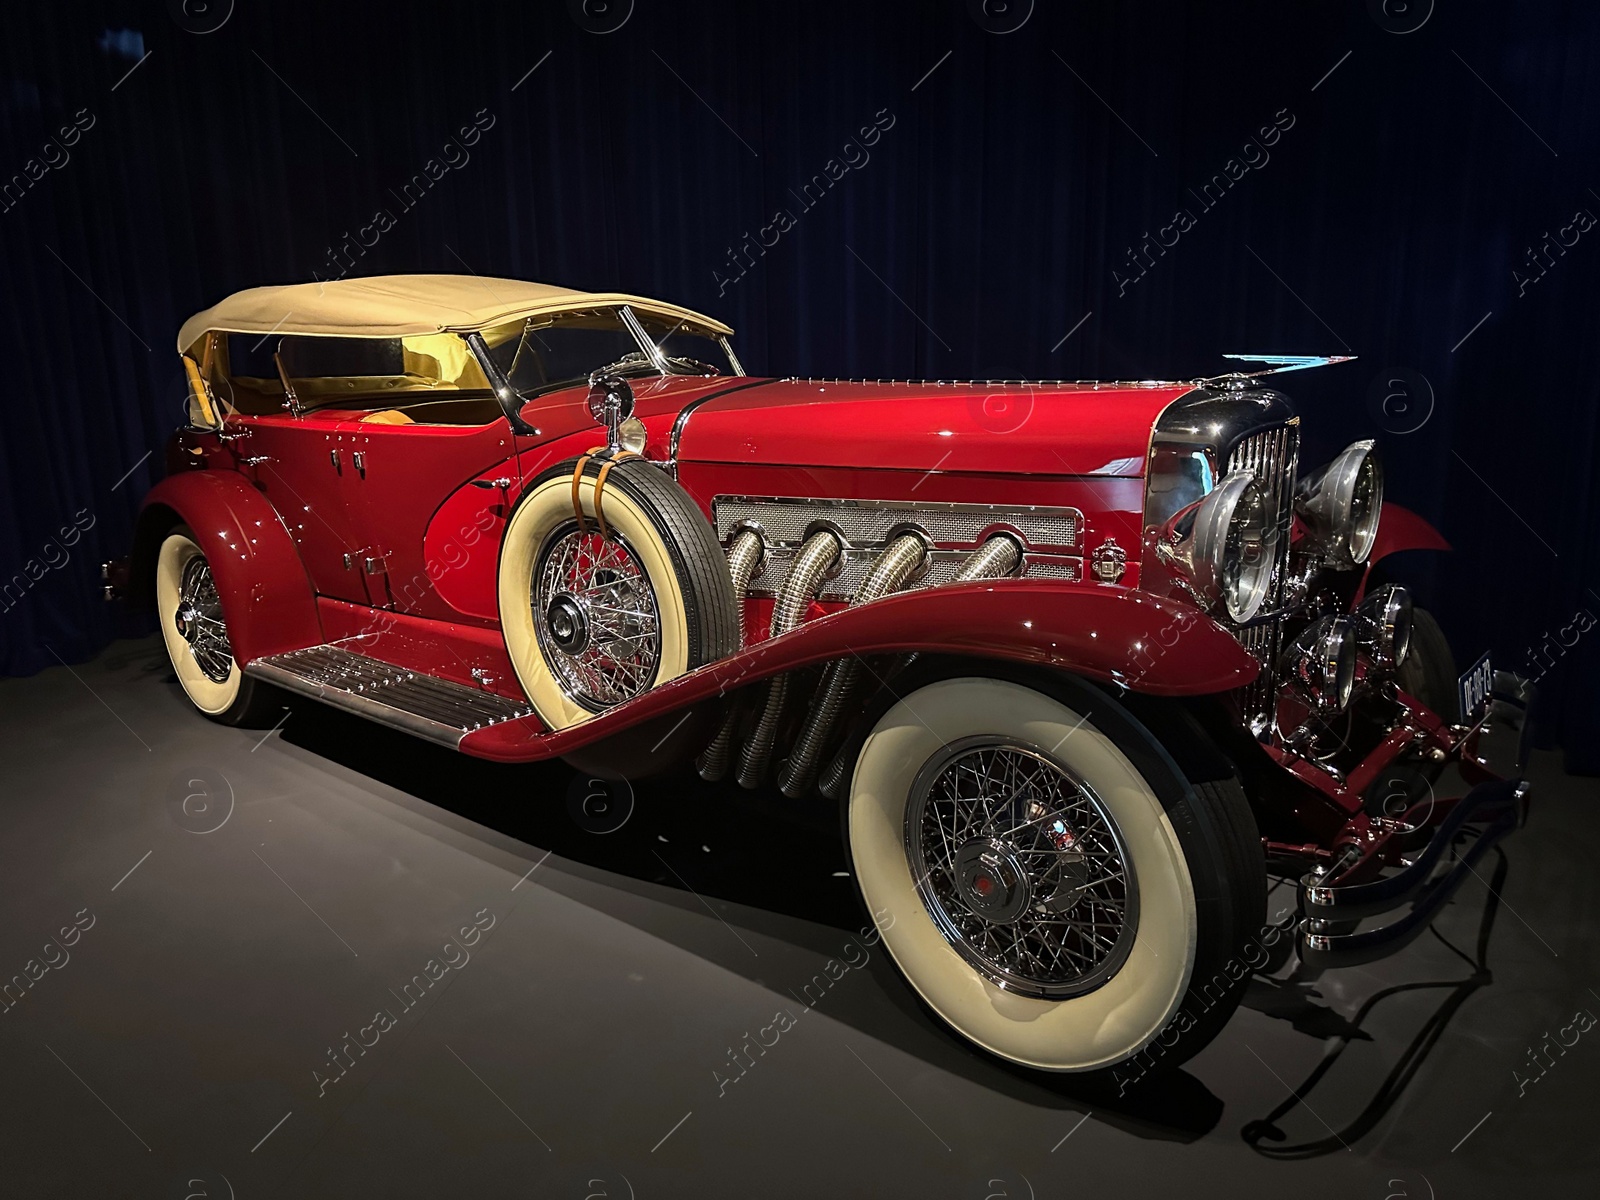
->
816;534;1022;800
697;529;765;783
778;533;927;798
736;529;842;789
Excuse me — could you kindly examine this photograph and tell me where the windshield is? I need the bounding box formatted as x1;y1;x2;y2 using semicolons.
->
478;306;737;401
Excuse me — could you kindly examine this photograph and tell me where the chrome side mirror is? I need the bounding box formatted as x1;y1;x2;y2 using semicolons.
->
586;371;636;451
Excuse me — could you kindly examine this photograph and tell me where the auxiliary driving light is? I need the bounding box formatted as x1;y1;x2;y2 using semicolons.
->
1281;615;1358;713
1353;583;1413;671
1296;440;1383;568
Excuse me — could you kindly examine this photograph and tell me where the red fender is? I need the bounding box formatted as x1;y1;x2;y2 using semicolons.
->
1371;501;1450;562
134;470;322;665
1358;501;1450;602
462;580;1261;762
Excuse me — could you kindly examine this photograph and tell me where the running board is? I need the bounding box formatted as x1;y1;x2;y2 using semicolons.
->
245;646;534;749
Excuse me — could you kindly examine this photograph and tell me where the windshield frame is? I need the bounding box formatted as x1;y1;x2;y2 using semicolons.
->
464;303;743;432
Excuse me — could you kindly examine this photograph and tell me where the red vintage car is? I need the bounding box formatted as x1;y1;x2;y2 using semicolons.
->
109;274;1531;1078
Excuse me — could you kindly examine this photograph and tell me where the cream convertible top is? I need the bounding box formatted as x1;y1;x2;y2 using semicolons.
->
176;274;734;353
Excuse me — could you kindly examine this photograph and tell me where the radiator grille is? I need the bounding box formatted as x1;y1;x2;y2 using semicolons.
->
1226;423;1299;733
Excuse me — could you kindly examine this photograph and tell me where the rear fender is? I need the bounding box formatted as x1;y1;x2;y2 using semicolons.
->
132;471;321;665
479;580;1260;761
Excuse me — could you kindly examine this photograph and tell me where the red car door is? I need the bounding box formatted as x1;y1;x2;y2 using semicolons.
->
337;417;522;624
227;410;375;607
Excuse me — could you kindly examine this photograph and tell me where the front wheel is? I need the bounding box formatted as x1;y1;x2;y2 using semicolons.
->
847;676;1264;1076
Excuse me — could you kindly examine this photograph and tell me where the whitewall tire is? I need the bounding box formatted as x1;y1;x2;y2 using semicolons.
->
848;675;1262;1075
155;528;276;726
499;456;738;732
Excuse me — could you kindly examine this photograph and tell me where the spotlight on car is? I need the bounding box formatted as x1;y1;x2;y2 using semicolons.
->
1156;471;1274;622
1352;583;1413;671
1281;615;1357;713
1296;440;1383;567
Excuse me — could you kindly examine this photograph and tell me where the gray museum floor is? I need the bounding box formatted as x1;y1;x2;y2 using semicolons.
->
2;635;1597;1198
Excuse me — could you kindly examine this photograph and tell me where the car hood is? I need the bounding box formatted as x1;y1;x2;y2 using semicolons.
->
671;378;1197;477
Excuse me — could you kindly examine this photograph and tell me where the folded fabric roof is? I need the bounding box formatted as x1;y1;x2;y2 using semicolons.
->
177;274;733;352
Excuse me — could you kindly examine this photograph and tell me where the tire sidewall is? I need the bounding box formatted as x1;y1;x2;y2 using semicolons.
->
156;528;244;716
848;676;1200;1072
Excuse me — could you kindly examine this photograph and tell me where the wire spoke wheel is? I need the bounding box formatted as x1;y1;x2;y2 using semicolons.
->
533;522;662;711
175;555;235;684
905;737;1139;999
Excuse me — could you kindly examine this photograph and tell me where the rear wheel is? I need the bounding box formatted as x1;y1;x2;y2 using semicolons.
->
155;528;279;726
846;676;1264;1077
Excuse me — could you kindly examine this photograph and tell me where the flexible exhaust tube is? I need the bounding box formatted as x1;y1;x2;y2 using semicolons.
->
697;529;765;782
736;529;842;789
816;534;1023;800
778;533;927;798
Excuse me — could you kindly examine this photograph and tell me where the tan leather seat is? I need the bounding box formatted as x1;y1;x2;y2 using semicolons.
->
361;409;414;425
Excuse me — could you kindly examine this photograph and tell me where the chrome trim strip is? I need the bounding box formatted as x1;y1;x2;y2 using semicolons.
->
666;378;777;471
777;377;1188;389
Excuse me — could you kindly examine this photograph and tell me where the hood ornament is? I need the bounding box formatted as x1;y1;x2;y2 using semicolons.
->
1203;354;1357;386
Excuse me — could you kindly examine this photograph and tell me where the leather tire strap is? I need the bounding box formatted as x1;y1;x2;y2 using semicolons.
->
591;451;639;541
569;453;595;535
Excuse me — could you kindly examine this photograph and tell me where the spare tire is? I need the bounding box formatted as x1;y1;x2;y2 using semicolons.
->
499;454;739;731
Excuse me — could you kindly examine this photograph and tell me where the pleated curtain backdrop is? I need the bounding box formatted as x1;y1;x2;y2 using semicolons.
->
1;0;1596;769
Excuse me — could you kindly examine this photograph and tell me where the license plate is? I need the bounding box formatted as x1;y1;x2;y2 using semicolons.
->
1458;652;1494;723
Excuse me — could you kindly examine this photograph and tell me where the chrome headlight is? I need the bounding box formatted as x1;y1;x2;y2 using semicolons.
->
1353;583;1413;671
1296;440;1383;567
1157;471;1274;622
1281;614;1357;713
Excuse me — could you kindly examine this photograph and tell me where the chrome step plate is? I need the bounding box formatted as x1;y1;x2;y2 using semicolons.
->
245;645;533;749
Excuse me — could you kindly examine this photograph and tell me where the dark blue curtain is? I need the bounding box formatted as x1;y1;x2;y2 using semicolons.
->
2;0;1596;770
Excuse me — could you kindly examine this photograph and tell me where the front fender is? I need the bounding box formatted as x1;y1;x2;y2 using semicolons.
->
467;580;1260;761
1370;501;1450;563
133;471;321;665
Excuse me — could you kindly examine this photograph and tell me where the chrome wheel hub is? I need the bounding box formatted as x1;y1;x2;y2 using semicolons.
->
173;601;199;643
544;593;590;655
533;524;661;711
906;738;1138;999
951;838;1032;924
176;557;233;684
